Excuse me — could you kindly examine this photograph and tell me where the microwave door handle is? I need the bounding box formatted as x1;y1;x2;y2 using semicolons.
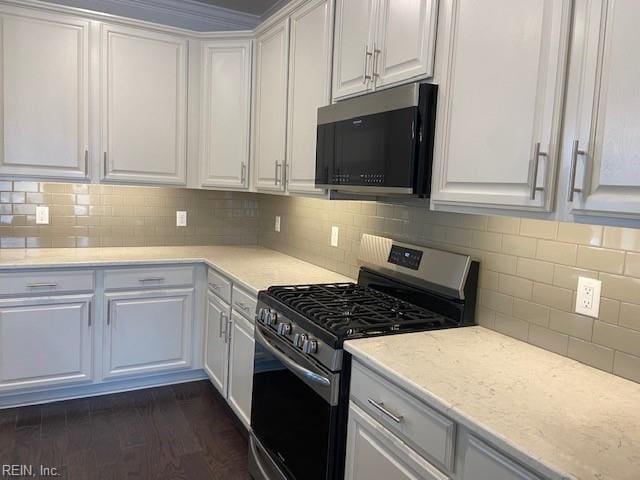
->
255;325;331;387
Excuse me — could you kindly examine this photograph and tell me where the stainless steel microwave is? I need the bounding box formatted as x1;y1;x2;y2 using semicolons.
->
315;83;437;196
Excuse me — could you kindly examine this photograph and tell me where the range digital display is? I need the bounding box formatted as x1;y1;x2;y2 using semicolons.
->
388;245;423;271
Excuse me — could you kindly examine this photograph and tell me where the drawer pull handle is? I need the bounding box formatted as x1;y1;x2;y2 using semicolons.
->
367;398;404;424
235;301;250;311
27;282;57;288
139;277;165;282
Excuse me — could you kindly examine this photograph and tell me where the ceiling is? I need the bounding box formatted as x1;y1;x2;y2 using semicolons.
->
192;0;284;16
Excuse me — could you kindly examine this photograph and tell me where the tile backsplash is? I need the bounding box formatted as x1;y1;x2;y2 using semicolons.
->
0;181;259;248
259;195;640;384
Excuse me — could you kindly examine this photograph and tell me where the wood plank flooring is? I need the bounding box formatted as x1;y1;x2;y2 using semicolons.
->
0;381;250;479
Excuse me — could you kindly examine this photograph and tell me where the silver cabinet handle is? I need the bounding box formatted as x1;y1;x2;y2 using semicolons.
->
88;300;92;327
27;282;57;288
241;161;247;184
103;152;108;178
367;398;404;423
219;311;225;338
275;162;283;186
362;44;372;84
372;43;381;80
568;139;587;201
227;318;233;342
106;300;111;326
138;277;165;283
530;142;547;200
84;150;89;176
283;162;288;186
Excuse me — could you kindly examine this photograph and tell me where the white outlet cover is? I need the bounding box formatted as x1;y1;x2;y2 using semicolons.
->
576;276;602;318
35;206;49;225
275;215;281;232
331;226;339;247
176;211;187;227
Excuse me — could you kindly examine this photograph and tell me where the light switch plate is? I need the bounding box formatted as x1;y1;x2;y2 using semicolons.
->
35;206;49;225
275;215;281;232
176;211;187;227
330;226;339;247
575;276;602;318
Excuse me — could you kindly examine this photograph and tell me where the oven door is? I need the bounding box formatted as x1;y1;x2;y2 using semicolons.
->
250;323;340;480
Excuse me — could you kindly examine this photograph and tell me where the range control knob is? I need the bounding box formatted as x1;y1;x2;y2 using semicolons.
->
293;333;308;349
265;311;278;326
256;308;268;324
277;322;291;336
302;339;318;354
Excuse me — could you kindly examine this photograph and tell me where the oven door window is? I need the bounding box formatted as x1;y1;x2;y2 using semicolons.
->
251;331;337;480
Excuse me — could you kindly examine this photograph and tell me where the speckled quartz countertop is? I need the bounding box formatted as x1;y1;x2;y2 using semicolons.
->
0;246;353;294
345;326;640;480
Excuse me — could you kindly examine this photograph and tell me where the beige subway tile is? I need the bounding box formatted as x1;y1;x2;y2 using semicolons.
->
598;298;620;325
552;265;598;290
576;246;625;274
624;252;640;278
75;236;101;248
501;234;537;258
498;274;533;300
487;216;520;235
0;181;12;191
25;192;47;204
471;230;502;252
49;193;75;205
528;324;569;355
493;314;529;342
513;299;550;327
102;195;124;206
519;219;558;240
41;183;70;193
12;204;36;215
69;184;89;194
479;289;513;316
434;212;488;230
479;270;499;291
100;237;124;247
557;223;603;246
476;307;495;328
592;321;640;356
536;240;577;266
603;226;640;252
26;237;52;248
443;227;473;247
533;283;573;312
1;192;25;203
482;252;518;275
50;237;76;248
613;352;640;383
600;273;640;303
516;258;554;284
619;303;640;331
549;309;594;341
12;181;39;192
568;337;614;372
0;237;26;248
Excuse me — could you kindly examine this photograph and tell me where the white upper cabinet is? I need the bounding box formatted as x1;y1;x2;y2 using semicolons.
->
101;24;188;185
431;0;572;212
286;0;333;194
253;19;289;191
332;0;378;100
199;38;252;190
0;7;89;180
565;0;640;220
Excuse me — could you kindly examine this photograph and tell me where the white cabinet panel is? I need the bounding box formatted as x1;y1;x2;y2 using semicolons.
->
461;435;540;480
568;0;640;219
227;310;254;428
0;7;89;179
332;0;377;100
432;0;572;211
374;0;437;89
0;295;93;392
253;20;289;191
200;38;252;190
286;0;333;194
104;288;193;378
204;289;230;396
101;24;187;185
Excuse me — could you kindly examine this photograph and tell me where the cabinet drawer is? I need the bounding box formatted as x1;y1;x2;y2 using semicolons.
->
0;270;95;296
232;285;256;321
461;434;542;480
207;269;231;303
350;360;456;472
104;266;195;290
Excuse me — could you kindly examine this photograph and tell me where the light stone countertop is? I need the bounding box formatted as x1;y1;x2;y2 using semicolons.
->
345;326;640;480
0;246;354;294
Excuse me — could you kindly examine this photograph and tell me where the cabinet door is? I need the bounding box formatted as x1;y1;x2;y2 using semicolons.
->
101;24;187;185
345;402;449;480
253;20;289;191
227;311;254;428
200;39;252;190
0;7;89;179
332;0;377;100
461;435;540;480
286;0;333;194
431;0;572;211
374;0;437;89
567;0;640;219
0;294;93;392
103;288;193;379
204;290;230;396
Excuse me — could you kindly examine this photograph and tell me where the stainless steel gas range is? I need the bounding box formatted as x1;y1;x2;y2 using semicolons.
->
248;234;479;480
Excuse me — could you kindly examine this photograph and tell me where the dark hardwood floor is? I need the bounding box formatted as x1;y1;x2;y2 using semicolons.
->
0;381;250;479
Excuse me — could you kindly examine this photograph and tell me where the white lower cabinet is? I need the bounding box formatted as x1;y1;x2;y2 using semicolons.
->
459;434;540;480
227;310;255;427
0;294;94;392
103;288;194;379
204;288;231;395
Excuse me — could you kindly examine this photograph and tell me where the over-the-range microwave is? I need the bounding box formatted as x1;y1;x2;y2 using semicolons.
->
315;82;437;196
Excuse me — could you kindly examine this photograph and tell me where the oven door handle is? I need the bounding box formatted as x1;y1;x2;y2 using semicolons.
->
255;326;331;388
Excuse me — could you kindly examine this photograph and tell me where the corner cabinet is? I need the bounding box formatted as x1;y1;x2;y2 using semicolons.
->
199;38;252;190
0;6;89;180
431;0;572;212
101;24;188;185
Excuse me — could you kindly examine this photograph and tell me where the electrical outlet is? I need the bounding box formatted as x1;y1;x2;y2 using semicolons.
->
330;226;339;247
176;211;187;227
275;216;281;232
575;276;602;318
35;206;49;225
